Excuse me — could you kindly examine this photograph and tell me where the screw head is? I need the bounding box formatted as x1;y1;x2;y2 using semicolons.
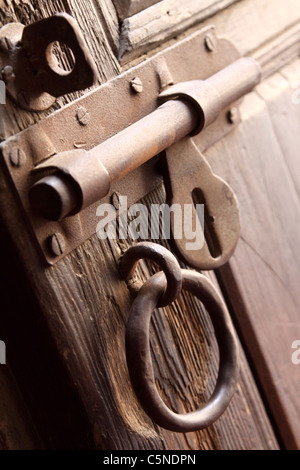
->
1;65;15;84
111;192;120;210
76;106;90;126
49;233;66;257
204;34;217;52
9;147;26;167
130;77;143;93
227;107;238;124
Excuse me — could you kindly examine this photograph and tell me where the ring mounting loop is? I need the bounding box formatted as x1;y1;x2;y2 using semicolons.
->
119;242;182;307
126;269;239;432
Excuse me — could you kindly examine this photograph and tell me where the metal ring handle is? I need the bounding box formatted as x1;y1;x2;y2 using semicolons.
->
126;269;239;432
119;242;182;307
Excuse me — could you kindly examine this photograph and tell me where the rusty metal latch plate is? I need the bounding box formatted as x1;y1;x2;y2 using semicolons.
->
0;13;98;111
0;26;242;265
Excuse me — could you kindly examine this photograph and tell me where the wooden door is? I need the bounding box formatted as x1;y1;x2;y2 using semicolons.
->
0;0;299;450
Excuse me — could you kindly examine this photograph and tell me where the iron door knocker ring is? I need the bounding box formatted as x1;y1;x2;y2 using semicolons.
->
125;268;239;432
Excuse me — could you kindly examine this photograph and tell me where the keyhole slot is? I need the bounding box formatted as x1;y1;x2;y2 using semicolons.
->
192;188;222;259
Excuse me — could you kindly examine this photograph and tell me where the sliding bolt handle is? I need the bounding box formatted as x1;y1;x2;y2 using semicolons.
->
30;57;261;221
30;99;197;219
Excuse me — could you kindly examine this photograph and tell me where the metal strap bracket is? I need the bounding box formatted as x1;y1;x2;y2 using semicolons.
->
0;13;97;111
0;24;259;265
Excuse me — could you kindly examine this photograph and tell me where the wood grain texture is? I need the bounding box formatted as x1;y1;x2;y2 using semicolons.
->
119;0;239;63
0;0;282;450
0;0;120;141
40;188;279;449
0;168;278;449
119;0;300;64
205;59;300;449
92;0;120;56
112;0;161;21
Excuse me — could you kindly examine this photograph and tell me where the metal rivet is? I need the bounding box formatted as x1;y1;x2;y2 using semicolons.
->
111;192;120;210
1;65;15;84
9;147;26;167
130;77;143;93
49;233;66;256
76;106;90;126
17;90;30;107
227;107;238;124
155;58;174;92
204;34;217;52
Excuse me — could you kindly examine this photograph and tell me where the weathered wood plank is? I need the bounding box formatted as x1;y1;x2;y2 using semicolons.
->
205;59;300;449
112;0;161;21
66;0;120;77
33;196;281;449
0;158;279;449
92;0;120;56
0;0;283;450
119;0;300;64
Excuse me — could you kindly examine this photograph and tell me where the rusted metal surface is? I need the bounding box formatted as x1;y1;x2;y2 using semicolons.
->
30;99;197;219
126;268;239;432
0;20;297;266
30;57;260;220
28;57;260;269
159;57;261;134
163;138;240;270
1;26;243;264
0;13;97;111
119;242;182;307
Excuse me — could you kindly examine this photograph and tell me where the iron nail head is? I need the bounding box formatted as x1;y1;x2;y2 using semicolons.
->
9;147;26;167
49;233;66;257
227;107;238;124
204;33;217;52
111;192;121;210
130;77;143;93
1;65;15;83
76;106;90;126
